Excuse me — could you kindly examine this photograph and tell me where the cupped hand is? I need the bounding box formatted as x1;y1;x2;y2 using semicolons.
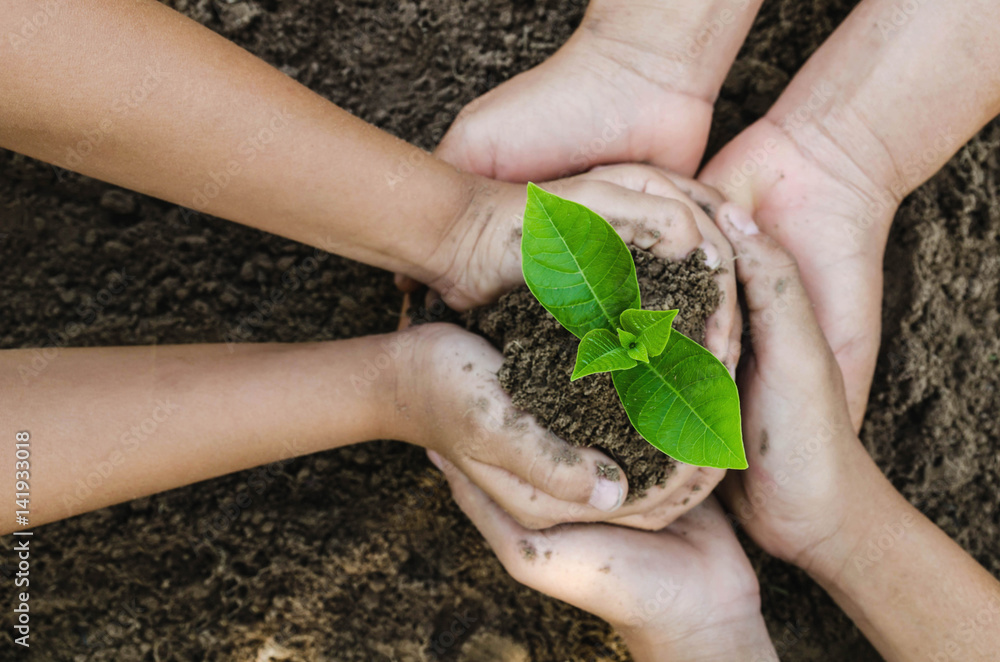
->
426;164;742;372
397;323;724;531
435;15;713;182
714;203;889;570
699;119;899;430
433;453;777;661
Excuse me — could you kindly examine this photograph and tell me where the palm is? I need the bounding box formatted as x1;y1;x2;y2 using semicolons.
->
700;119;897;429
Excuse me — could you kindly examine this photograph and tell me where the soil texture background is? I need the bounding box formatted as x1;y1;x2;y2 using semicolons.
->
1;0;998;660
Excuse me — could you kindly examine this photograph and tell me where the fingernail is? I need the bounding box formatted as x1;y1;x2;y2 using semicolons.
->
427;450;445;471
589;477;624;512
700;241;722;269
726;205;759;235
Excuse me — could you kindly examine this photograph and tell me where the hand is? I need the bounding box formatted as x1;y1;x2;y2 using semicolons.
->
714;203;891;570
435;10;714;181
425;164;742;371
434;455;778;662
699;120;898;430
396;323;725;531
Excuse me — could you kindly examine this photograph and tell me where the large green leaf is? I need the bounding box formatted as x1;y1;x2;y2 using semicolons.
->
611;331;745;469
571;329;638;381
521;183;640;338
619;309;678;358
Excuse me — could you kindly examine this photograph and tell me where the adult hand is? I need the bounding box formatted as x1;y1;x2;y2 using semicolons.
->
700;120;897;430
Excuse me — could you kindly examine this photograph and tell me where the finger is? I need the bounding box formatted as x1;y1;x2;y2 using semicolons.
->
656;173;727;221
464;460;705;531
458;459;624;529
570;168;720;268
716;203;839;378
608;466;724;530
457;352;628;513
597;167;738;366
434;451;640;604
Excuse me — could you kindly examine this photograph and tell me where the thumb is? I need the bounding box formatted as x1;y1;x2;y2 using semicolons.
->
716;203;838;377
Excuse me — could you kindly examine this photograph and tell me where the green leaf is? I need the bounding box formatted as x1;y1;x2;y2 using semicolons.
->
626;343;649;363
611;331;745;469
571;329;638;380
521;183;641;338
620;309;679;358
616;328;637;347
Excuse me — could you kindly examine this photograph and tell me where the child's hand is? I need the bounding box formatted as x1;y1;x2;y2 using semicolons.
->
422;164;741;373
395;323;725;531
435;17;712;181
715;204;888;570
433;454;778;661
700;121;897;431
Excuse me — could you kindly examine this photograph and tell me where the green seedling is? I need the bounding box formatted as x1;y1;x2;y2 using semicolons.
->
520;183;746;470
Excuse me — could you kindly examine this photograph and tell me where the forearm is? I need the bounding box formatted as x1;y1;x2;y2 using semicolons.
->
582;0;765;101
0;335;406;532
805;459;1000;661
0;0;475;283
767;0;1000;200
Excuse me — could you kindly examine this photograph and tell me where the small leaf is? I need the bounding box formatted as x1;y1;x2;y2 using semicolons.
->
572;329;638;380
617;328;648;363
626;343;649;363
620;309;679;358
611;331;745;469
617;328;637;347
521;184;641;338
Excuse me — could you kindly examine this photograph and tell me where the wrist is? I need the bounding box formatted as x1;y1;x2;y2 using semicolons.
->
325;331;415;443
794;450;909;589
580;0;763;99
424;177;525;310
623;610;776;662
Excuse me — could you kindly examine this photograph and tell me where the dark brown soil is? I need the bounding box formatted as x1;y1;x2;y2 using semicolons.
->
464;249;720;497
1;0;998;660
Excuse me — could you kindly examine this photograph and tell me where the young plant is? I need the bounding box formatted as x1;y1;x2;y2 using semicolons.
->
520;184;746;470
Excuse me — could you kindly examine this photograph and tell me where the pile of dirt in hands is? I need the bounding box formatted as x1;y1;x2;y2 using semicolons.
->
464;248;721;496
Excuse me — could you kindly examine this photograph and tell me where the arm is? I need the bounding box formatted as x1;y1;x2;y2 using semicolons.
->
700;0;1000;428
809;469;1000;661
1;0;467;289
2;325;638;535
714;204;1000;662
2;338;398;531
0;1;732;314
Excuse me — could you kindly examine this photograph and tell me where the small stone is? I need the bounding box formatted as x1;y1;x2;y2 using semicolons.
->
103;240;130;258
240;261;256;281
100;190;137;215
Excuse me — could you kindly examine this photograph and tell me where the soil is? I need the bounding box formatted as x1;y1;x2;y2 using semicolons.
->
1;0;998;661
464;248;720;497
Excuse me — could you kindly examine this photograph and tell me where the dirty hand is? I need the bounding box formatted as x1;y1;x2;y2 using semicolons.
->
715;204;889;571
397;323;724;531
424;164;741;372
434;457;778;662
700;121;897;431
